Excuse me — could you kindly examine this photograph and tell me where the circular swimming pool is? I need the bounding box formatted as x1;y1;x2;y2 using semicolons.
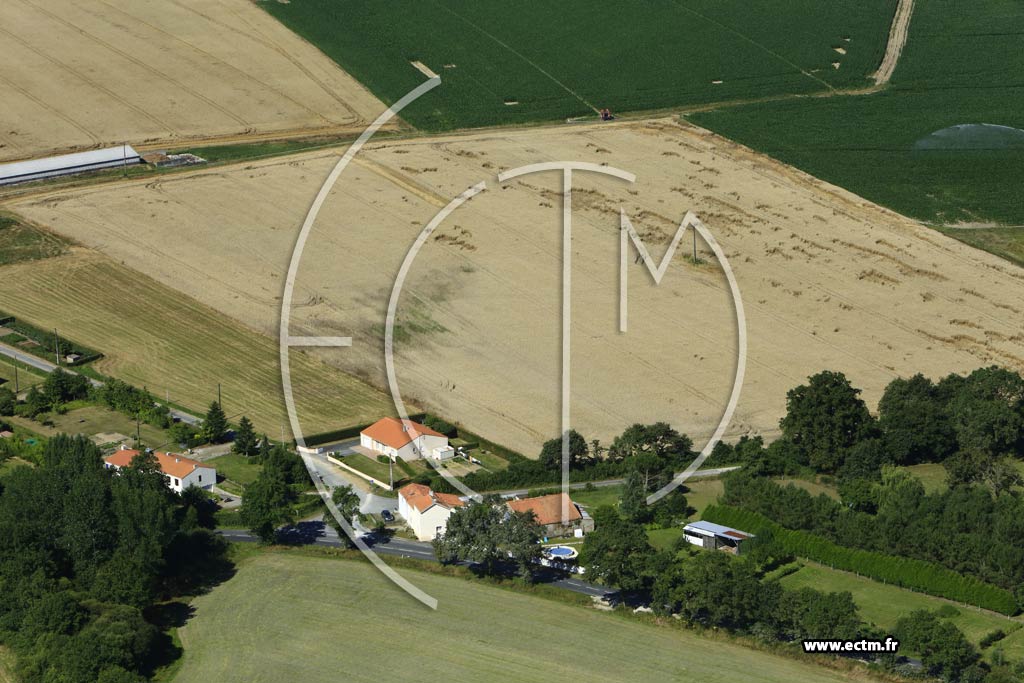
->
546;545;579;560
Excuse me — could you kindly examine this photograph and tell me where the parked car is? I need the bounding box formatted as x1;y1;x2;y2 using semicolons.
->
381;509;395;523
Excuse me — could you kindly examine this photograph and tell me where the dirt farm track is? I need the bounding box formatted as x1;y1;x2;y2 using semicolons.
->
11;118;1024;454
0;0;388;163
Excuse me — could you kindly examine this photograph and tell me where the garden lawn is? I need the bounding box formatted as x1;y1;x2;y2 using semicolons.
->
206;453;262;488
780;562;1020;655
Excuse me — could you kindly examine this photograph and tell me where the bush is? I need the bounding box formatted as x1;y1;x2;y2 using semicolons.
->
980;629;1007;649
703;504;1018;615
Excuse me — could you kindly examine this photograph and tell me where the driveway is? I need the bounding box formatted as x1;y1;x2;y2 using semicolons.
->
306;450;399;517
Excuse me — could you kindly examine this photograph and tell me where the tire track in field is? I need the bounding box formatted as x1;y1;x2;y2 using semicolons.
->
665;0;836;92
0;71;101;149
425;0;602;114
93;0;342;128
0;24;176;135
872;0;915;85
16;0;250;130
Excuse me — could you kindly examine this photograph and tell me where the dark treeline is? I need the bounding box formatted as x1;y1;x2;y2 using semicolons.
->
709;367;1024;485
429;423;694;493
0;435;229;682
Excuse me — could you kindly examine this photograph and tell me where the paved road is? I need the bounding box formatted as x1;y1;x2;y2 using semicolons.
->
493;466;741;498
218;522;612;599
0;340;200;425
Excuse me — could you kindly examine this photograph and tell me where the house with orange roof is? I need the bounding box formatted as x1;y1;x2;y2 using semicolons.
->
397;482;465;541
359;417;453;462
506;493;594;538
104;445;216;494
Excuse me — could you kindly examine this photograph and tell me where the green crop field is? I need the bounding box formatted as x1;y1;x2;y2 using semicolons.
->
262;0;895;131
691;0;1024;228
780;563;1021;659
174;552;882;683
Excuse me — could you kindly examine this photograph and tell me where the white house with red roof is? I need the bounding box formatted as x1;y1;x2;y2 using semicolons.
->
397;483;465;541
104;446;216;494
359;417;453;462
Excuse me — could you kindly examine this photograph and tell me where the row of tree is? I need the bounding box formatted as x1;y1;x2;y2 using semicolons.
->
710;367;1024;487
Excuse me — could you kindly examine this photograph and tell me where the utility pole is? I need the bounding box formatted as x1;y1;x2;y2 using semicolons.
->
136;416;141;446
217;382;222;408
122;143;128;178
389;455;394;489
13;364;18;393
692;229;697;263
53;328;61;367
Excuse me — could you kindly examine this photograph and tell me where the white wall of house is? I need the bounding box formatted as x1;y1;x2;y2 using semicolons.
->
173;466;215;494
360;432;449;462
398;499;456;541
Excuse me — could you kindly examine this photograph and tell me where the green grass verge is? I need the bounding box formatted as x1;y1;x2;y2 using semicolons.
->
780;563;1020;657
340;453;399;486
173;551;884;683
936;226;1024;270
260;0;895;131
690;0;1024;227
0;215;68;266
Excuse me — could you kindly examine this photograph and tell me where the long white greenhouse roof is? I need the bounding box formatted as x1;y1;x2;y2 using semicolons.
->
0;145;141;183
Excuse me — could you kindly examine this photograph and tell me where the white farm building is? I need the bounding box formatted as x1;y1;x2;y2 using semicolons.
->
359;417;453;462
0;145;141;186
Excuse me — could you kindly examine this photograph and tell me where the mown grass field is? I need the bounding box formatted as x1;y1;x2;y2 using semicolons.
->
691;0;1024;227
174;552;883;683
262;0;895;130
780;563;1022;659
0;250;392;439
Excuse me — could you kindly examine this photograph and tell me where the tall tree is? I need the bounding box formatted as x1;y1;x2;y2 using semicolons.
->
240;470;295;543
619;469;647;522
201;401;228;444
947;366;1024;458
579;508;656;592
878;374;957;465
232;416;257;457
434;503;542;577
538;430;589;471
780;371;876;473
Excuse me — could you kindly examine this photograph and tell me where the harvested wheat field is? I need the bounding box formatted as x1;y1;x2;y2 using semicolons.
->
11;119;1024;454
0;248;390;437
0;0;388;162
